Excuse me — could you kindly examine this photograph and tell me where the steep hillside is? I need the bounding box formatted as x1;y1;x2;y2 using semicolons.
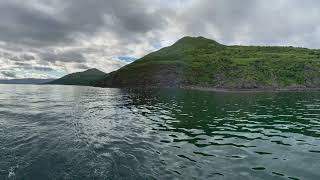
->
96;36;320;89
48;68;106;86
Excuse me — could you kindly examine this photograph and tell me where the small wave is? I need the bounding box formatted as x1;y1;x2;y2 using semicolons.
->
177;155;197;163
252;167;266;171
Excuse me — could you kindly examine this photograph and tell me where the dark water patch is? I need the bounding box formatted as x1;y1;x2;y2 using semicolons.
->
252;167;266;171
226;155;246;159
193;151;216;157
160;140;171;143
272;171;285;176
177;155;197;163
271;140;292;146
288;177;300;180
254;151;273;155
209;172;224;177
309;150;320;153
168;134;178;138
168;169;181;175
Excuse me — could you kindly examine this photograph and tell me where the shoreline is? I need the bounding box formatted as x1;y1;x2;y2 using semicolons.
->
21;83;320;93
181;86;320;93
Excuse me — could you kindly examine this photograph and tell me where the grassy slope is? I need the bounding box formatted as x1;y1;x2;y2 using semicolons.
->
48;68;106;86
97;36;320;89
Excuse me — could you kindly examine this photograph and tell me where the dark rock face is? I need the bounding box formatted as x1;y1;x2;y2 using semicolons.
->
98;64;184;88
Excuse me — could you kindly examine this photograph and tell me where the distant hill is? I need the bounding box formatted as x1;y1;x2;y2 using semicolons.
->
47;68;106;86
0;78;56;84
95;36;320;90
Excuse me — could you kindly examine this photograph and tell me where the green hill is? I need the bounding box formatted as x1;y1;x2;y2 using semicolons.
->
96;36;320;89
48;68;106;86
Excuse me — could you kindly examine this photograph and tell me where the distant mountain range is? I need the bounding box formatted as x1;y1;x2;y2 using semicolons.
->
47;36;320;90
0;78;56;84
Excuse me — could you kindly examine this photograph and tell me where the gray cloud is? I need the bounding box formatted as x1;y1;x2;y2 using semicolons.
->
177;0;320;47
5;53;36;62
20;54;36;61
0;1;72;46
0;0;168;46
12;62;54;71
1;71;16;78
39;50;86;63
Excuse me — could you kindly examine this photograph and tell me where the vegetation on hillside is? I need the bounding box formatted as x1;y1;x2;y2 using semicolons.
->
97;36;320;89
48;68;106;86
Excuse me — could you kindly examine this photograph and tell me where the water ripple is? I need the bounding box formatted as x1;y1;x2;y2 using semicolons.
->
0;85;319;179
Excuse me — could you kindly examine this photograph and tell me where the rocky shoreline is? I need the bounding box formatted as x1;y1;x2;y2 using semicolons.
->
183;86;320;93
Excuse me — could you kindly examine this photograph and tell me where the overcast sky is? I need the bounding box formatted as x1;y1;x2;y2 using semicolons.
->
0;0;319;79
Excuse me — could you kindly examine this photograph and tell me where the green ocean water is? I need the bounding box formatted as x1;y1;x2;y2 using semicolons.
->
0;85;319;179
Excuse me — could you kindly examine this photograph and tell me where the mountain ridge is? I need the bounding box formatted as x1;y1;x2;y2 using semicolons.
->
47;68;106;86
95;36;320;89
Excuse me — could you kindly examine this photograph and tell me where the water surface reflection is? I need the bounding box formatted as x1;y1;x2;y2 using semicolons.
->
0;85;319;179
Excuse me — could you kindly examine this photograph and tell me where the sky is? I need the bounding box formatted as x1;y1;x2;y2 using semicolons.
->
0;0;320;79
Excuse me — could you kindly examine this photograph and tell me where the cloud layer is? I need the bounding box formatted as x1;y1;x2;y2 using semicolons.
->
0;0;319;79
